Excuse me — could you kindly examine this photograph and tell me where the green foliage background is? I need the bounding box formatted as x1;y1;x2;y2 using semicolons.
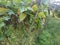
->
0;0;60;45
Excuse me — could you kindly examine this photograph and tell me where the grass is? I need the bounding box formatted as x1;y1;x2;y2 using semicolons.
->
39;16;60;45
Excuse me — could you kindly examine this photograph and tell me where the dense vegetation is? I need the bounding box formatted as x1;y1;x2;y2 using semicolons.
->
0;0;47;45
0;0;60;45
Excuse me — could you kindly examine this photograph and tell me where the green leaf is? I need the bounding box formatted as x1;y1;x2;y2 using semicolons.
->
0;31;4;41
23;0;32;3
15;0;22;3
27;7;33;11
19;13;26;22
0;7;9;13
20;6;27;13
0;18;4;22
3;16;10;20
5;30;12;37
0;22;5;28
8;10;15;15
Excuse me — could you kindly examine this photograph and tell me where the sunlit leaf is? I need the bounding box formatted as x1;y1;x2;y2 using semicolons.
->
15;0;22;3
19;13;26;22
35;18;40;23
32;4;38;12
0;7;9;13
38;12;46;18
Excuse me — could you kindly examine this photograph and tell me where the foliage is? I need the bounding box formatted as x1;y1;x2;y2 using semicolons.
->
35;17;60;45
54;9;60;18
38;12;46;18
32;4;38;12
0;0;47;45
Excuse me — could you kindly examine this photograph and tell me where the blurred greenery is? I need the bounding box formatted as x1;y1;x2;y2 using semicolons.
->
35;17;60;45
0;0;60;45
